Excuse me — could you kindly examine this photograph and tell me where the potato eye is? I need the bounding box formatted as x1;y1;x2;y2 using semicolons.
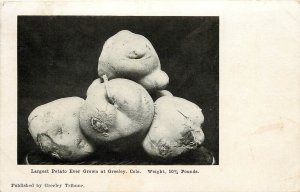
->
157;139;171;157
90;117;109;137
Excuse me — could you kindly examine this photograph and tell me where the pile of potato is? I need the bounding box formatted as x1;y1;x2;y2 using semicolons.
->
28;30;206;162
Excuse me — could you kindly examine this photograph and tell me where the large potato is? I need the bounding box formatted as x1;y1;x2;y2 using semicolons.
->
28;97;95;161
98;30;169;92
79;78;154;152
142;96;205;161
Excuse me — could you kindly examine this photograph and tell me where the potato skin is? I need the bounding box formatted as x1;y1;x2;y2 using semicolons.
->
79;78;155;152
142;96;205;161
28;97;95;161
98;30;169;91
151;90;173;101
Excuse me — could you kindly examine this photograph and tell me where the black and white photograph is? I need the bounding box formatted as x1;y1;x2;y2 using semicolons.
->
2;1;299;191
18;16;219;165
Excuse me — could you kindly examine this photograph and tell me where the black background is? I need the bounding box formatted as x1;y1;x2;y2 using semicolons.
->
18;16;219;164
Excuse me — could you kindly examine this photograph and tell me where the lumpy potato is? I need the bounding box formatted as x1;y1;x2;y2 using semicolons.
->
142;96;205;161
28;97;95;161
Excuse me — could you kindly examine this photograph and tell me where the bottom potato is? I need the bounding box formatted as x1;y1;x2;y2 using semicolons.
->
142;96;205;161
28;97;95;161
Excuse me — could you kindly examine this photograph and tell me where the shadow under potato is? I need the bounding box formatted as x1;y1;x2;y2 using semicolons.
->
25;146;215;165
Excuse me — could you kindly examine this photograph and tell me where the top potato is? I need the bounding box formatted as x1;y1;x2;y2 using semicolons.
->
98;30;169;92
